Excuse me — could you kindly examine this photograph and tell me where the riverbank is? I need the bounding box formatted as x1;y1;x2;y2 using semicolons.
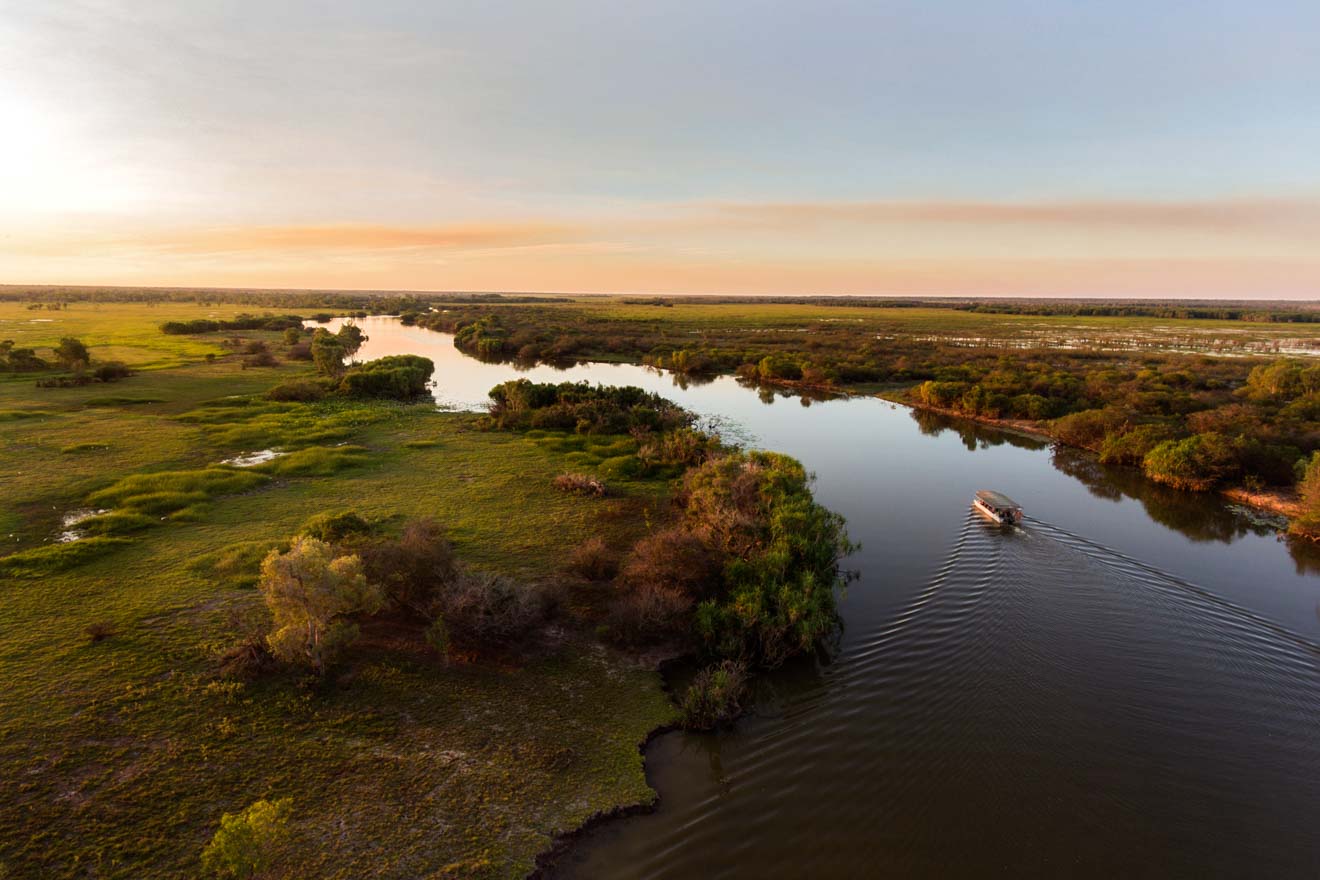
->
878;389;1306;531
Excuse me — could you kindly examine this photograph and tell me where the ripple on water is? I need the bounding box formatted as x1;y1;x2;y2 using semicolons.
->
554;512;1320;879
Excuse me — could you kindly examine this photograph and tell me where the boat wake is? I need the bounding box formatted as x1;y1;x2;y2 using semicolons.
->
557;510;1320;879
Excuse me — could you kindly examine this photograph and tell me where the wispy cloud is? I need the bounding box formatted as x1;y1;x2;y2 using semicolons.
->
141;222;582;253
706;197;1320;232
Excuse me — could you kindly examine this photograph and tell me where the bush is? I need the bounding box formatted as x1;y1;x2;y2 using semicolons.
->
338;355;433;399
680;660;748;729
1098;423;1177;466
260;537;382;673
567;536;617;580
1290;452;1320;539
435;570;548;649
1052;408;1124;450
299;510;374;543
359;518;458;615
92;361;132;382
1142;432;1239;491
200;797;292;878
684;451;854;665
605;583;692;647
758;354;803;381
266;379;328;402
553;473;608;496
617;527;722;599
487;380;691;434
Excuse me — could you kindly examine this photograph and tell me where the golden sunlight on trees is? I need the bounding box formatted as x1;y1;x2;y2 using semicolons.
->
258;536;382;673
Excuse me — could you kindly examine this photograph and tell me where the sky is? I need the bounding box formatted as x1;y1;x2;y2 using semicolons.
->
1;0;1319;297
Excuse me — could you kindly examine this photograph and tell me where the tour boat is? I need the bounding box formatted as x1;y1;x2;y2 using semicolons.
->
973;490;1023;525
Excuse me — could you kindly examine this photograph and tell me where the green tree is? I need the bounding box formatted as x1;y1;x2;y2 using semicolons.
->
684;451;855;665
200;797;292;878
259;537;381;673
54;336;90;370
336;323;367;360
1289;452;1320;539
310;329;346;376
282;327;302;346
1142;432;1238;491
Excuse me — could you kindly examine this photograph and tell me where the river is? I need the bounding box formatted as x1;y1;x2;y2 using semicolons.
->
325;316;1320;877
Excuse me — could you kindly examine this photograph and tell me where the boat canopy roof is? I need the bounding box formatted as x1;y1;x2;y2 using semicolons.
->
975;490;1021;510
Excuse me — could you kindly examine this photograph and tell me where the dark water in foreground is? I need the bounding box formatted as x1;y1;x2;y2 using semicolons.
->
329;317;1320;877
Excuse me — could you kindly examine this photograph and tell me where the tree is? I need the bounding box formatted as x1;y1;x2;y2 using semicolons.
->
1289;452;1320;539
310;329;346;376
54;336;89;370
200;797;292;878
336;323;367;360
258;537;381;673
282;327;302;346
1142;432;1238;491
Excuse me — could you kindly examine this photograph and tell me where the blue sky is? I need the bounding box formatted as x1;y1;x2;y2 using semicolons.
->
2;0;1318;295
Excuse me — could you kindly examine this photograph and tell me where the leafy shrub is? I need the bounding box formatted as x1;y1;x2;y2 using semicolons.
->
1290;452;1320;539
266;379;328;402
299;511;375;543
487;380;691;434
1052;408;1125;450
338;355;433;399
200;797;292;878
1142;432;1239;491
1098;423;1178;466
92;361;132;382
680;660;748;729
684;452;855;665
357;518;458;615
161;314;303;335
637;427;716;470
758;354;803;381
567;536;617;580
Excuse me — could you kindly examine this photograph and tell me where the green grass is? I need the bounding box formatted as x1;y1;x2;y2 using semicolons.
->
0;303;678;879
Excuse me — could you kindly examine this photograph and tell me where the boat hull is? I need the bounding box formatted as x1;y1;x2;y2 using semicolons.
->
973;498;1016;524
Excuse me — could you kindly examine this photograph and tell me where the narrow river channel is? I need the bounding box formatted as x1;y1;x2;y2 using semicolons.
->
327;316;1320;877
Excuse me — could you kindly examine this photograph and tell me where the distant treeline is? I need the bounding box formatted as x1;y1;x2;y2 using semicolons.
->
949;302;1320;322
160;314;307;334
0;286;570;310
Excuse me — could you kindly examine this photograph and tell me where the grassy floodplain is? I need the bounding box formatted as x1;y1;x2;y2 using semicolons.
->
0;302;678;878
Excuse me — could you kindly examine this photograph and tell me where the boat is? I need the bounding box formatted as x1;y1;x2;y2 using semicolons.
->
973;490;1023;525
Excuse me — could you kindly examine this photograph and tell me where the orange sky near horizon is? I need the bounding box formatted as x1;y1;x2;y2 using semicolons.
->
4;198;1319;298
4;3;1320;298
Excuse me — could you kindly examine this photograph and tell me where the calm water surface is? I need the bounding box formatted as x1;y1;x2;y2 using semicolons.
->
332;316;1320;877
